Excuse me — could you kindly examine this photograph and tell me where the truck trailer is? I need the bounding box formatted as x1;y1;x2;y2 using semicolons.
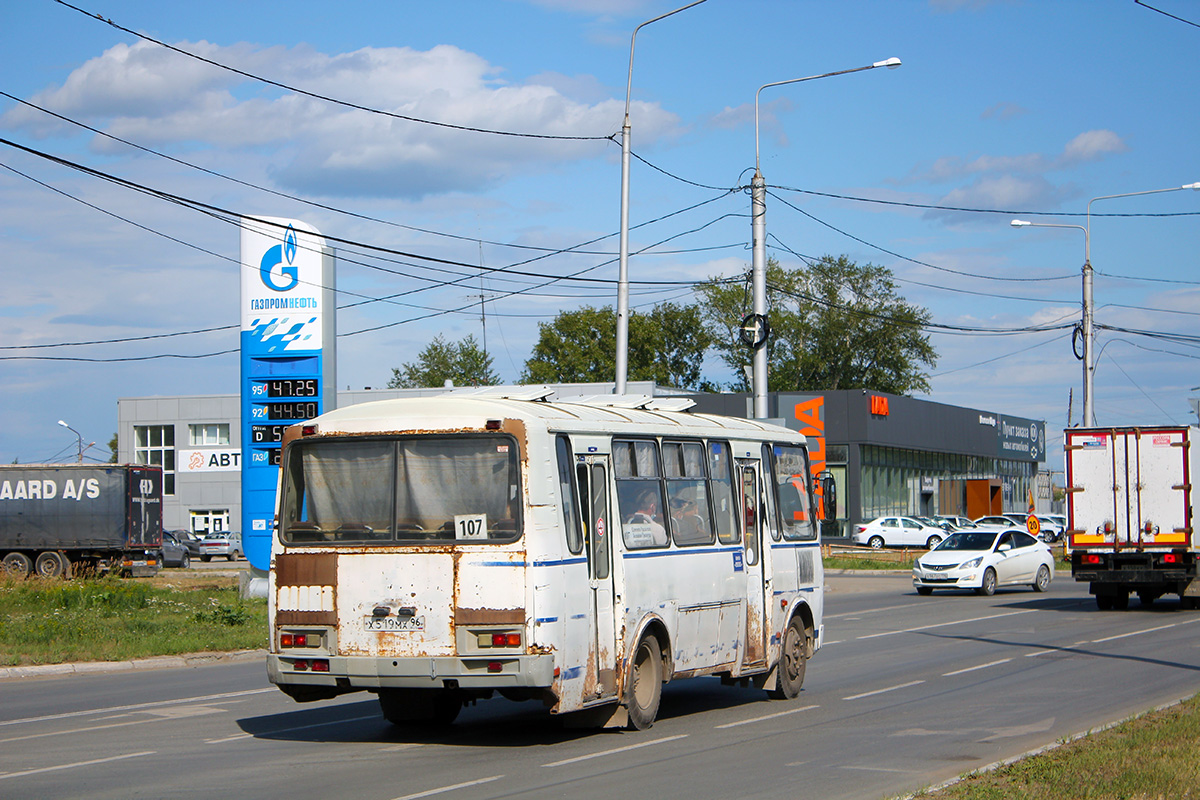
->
0;464;164;578
1066;426;1198;610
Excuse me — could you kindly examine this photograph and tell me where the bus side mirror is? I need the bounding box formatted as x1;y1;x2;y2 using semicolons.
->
820;473;837;520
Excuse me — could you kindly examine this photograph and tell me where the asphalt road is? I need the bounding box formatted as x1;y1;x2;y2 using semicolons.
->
4;572;1200;800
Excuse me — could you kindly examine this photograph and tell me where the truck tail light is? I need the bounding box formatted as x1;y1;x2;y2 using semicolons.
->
1082;554;1102;565
1162;553;1181;564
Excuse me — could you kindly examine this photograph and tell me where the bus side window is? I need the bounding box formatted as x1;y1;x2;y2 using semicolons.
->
741;466;759;566
710;441;740;545
556;435;584;555
772;444;817;541
588;464;610;580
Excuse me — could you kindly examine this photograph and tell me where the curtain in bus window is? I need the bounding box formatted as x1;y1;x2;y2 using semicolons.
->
395;438;519;541
664;441;714;546
300;442;393;540
709;442;739;544
773;444;816;541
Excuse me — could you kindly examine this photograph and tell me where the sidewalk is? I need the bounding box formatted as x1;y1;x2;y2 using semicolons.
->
0;649;265;681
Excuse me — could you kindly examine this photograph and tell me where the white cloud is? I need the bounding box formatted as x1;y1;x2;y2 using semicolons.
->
3;39;680;199
1060;129;1127;164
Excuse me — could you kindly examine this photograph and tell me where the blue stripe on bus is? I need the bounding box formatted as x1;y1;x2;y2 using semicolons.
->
561;666;585;681
535;617;558;624
623;546;743;560
769;541;822;549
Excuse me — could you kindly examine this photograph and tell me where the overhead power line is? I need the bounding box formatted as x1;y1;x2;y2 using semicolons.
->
52;0;616;143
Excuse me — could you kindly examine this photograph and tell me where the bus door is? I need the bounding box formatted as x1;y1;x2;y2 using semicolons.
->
738;459;769;668
578;458;618;700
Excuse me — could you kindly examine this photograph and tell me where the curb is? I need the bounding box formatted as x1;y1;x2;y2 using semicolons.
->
0;649;265;681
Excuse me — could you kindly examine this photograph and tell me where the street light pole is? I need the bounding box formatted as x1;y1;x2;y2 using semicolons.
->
750;58;901;419
615;0;707;396
57;419;83;463
1010;220;1089;422
1013;181;1198;426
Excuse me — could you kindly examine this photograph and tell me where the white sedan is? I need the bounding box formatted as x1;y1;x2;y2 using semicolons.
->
912;529;1054;596
852;516;947;549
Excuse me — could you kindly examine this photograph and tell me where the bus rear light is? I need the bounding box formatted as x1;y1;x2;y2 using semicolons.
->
485;419;502;430
487;662;503;673
294;659;309;671
480;631;522;648
302;425;317;436
280;631;320;649
311;659;329;672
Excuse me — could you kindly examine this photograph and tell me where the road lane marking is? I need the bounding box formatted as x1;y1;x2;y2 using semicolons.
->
0;750;155;781
204;712;380;744
856;609;1034;640
714;705;818;729
942;658;1012;676
0;688;274;727
1092;622;1179;643
390;775;504;800
542;734;688;767
843;680;924;701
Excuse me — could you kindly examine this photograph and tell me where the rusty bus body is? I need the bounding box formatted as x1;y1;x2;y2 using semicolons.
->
266;392;824;729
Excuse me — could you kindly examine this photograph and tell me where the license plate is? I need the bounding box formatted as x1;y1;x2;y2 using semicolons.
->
364;615;425;632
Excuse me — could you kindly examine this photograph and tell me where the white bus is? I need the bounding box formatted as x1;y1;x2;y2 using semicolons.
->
267;390;829;729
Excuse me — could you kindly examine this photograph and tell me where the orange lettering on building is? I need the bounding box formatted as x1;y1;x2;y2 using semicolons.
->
870;395;889;416
794;397;828;520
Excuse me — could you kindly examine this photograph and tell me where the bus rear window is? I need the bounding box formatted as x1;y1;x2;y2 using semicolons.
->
281;435;521;544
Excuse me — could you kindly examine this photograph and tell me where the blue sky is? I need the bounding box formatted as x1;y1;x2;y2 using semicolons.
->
2;0;1197;473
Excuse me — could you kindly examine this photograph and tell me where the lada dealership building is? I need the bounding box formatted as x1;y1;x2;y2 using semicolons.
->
118;385;1045;537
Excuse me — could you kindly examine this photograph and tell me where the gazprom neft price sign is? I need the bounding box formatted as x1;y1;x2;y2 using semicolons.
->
240;217;336;570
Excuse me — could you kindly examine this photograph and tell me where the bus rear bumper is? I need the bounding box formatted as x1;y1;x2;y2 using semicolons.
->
267;653;556;691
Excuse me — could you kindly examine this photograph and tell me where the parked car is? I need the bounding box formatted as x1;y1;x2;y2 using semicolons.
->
199;532;243;562
167;529;203;558
1038;514;1067;542
973;515;1019;529
160;531;192;568
933;515;977;531
852;516;947;549
912;529;1054;596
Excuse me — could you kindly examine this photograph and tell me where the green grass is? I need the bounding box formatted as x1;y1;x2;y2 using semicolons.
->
0;574;266;667
914;694;1200;799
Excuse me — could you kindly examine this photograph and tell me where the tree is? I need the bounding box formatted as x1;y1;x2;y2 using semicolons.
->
696;255;936;395
521;303;713;389
388;334;499;389
107;432;119;463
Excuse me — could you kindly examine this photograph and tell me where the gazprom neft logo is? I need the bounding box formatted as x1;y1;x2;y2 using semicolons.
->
259;225;300;292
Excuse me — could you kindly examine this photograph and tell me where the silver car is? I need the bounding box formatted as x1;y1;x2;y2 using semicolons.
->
199;532;243;562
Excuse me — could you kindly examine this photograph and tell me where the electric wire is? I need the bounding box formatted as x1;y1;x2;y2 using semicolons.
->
52;0;616;143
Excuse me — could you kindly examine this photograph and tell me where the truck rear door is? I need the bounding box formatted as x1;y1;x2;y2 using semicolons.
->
1067;428;1189;548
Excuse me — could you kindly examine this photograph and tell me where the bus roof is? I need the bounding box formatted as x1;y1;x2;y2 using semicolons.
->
302;394;807;443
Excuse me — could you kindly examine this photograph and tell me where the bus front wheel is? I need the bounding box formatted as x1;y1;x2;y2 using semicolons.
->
769;617;808;700
627;634;663;730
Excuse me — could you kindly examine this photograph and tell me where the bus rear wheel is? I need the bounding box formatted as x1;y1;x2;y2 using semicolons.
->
627;634;663;730
769;618;808;700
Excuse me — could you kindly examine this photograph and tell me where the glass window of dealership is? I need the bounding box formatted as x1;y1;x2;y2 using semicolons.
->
120;386;1045;537
690;390;1047;536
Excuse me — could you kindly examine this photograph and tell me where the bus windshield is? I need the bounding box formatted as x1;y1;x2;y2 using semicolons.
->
280;435;521;544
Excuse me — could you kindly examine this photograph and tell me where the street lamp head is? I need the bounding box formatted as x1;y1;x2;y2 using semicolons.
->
874;57;902;69
1010;219;1031;227
1184;182;1200;190
57;419;69;428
